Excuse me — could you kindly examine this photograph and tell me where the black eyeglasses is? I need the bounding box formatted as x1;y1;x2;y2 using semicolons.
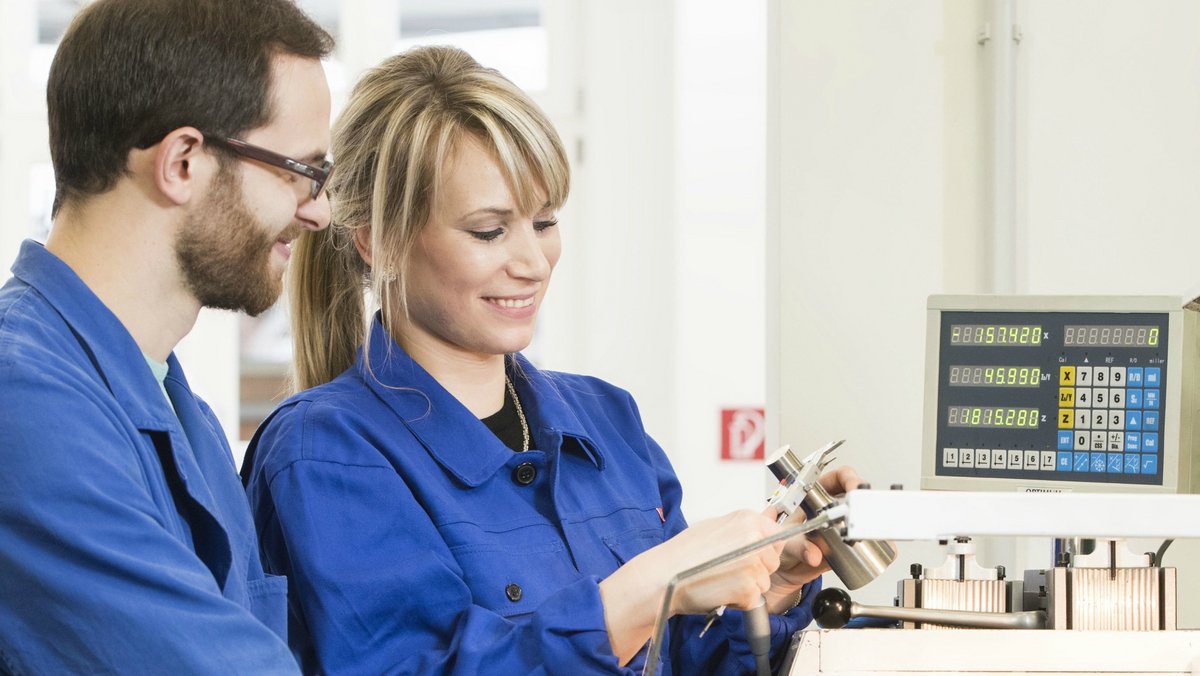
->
203;132;333;200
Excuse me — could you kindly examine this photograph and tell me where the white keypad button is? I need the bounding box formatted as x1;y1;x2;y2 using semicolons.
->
1110;367;1126;386
991;449;1006;469
1040;450;1057;470
977;450;992;469
1109;411;1123;429
1107;431;1124;452
1091;431;1106;451
1074;410;1091;429
1091;410;1108;430
1110;388;1125;409
1077;366;1093;386
1076;388;1092;408
960;448;975;466
1074;432;1089;451
1023;450;1039;470
943;448;958;467
1093;367;1109;386
1093;388;1108;408
1007;450;1023;469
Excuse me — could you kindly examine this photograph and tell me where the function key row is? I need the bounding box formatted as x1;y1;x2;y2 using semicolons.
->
1058;387;1159;410
1059;366;1160;388
942;447;1158;475
1056;430;1159;453
1057;408;1159;431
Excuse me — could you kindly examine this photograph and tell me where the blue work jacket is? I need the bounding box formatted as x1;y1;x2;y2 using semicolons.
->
244;317;818;675
0;240;298;674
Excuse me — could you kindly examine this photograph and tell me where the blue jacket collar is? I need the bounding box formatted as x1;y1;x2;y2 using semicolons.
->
10;241;183;431
10;240;233;587
356;316;605;487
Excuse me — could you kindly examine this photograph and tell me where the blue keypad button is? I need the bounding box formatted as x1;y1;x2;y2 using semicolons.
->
1057;431;1074;450
1143;411;1160;431
1125;411;1142;430
1145;368;1161;387
1090;453;1107;472
1074;452;1091;472
1142;454;1158;475
1126;367;1144;386
1144;389;1160;410
1106;454;1123;473
1124;454;1141;474
1124;432;1141;452
1142;433;1159;453
1057;452;1073;471
1126;389;1143;408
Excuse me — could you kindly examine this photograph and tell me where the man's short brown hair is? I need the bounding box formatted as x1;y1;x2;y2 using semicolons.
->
47;0;334;216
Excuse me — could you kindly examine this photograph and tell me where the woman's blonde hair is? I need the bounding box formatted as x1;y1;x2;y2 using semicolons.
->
289;45;570;391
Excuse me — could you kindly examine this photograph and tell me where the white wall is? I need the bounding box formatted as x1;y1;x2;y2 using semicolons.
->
769;0;1200;625
671;0;772;519
768;0;953;612
539;0;774;522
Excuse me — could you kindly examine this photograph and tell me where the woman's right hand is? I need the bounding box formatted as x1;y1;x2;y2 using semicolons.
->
598;509;785;664
653;509;785;615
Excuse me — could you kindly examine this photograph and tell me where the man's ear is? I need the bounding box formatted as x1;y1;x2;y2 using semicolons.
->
353;226;373;265
152;127;209;206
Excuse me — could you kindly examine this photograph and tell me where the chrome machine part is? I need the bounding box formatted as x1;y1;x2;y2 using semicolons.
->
766;442;897;590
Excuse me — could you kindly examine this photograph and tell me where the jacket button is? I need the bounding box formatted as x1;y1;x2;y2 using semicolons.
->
512;462;537;486
505;583;523;602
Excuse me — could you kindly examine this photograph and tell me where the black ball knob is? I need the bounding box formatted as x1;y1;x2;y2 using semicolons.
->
812;588;853;629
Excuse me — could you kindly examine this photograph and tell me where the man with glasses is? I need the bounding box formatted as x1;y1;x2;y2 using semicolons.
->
0;0;333;672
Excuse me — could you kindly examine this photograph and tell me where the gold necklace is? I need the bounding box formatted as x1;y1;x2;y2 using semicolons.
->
505;376;530;452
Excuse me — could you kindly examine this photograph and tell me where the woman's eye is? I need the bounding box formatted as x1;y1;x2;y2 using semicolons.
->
534;219;558;232
470;228;504;242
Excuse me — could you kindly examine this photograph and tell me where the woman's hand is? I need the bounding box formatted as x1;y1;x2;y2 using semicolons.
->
763;465;864;614
599;509;784;664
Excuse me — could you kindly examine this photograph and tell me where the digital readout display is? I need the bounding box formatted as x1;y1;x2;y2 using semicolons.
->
1063;325;1159;347
947;406;1039;429
948;365;1041;387
950;324;1042;346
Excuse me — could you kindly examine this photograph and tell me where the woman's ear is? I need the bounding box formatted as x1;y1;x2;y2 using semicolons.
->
353;227;373;265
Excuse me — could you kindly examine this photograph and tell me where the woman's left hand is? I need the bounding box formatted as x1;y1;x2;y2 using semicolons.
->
762;465;864;614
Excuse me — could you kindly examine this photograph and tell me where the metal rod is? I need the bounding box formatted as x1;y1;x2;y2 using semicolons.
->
641;508;847;676
852;600;1044;630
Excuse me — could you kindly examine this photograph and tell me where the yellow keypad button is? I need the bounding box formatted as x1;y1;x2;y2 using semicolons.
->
1058;387;1075;407
1059;366;1076;386
1058;409;1073;429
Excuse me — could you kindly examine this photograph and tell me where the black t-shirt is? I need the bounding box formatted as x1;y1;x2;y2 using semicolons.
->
481;386;525;452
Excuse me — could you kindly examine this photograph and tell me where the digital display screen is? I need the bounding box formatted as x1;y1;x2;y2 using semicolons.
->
1063;325;1159;347
950;324;1042;346
948;365;1041;387
947;405;1039;429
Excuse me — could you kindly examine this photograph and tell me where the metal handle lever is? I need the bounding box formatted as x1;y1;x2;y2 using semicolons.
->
812;588;1046;630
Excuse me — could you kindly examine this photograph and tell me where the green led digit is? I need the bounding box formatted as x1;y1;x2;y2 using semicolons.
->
1150;328;1159;346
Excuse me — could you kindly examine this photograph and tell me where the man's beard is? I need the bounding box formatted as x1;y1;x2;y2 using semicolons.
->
175;165;299;317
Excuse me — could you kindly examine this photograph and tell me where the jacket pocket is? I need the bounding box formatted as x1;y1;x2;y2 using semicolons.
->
450;537;577;618
246;573;289;640
602;523;666;566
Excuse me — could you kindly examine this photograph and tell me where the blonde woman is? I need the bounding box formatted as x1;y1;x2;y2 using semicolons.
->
243;46;860;675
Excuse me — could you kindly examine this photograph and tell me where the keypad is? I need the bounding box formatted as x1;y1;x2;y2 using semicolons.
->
1055;364;1160;475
